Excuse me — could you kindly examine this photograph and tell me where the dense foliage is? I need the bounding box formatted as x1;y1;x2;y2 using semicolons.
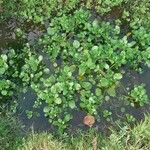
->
1;0;130;23
0;0;150;133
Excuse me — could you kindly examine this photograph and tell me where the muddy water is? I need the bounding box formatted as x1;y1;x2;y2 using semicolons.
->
1;19;150;134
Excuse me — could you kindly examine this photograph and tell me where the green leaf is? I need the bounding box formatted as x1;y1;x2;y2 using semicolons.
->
75;83;81;90
79;64;86;75
104;63;109;70
26;110;33;119
92;19;98;28
100;78;109;87
69;101;76;109
92;46;98;51
87;58;94;68
44;68;50;74
38;55;43;61
107;86;116;97
1;90;7;96
73;40;80;48
95;88;102;96
105;96;110;101
113;73;123;80
47;27;55;35
121;107;125;113
64;114;72;122
0;68;6;75
43;106;50;113
82;82;92;90
55;98;62;104
1;54;7;61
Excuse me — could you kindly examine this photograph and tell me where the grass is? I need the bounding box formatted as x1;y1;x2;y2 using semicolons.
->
101;116;150;150
19;132;65;150
0;108;149;150
0;109;23;150
19;130;99;150
18;116;150;150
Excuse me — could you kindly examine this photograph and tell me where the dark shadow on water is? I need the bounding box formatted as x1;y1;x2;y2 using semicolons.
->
16;88;54;132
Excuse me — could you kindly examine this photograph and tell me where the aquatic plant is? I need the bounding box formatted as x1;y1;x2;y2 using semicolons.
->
1;0;131;23
0;0;150;134
31;8;150;132
128;84;149;107
0;45;47;103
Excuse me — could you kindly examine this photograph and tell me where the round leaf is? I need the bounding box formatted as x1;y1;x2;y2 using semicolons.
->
73;40;80;49
55;98;62;104
100;78;109;87
69;101;76;109
114;73;123;80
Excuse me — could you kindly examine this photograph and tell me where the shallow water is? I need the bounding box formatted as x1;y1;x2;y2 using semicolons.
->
15;67;150;133
1;19;150;134
17;89;54;132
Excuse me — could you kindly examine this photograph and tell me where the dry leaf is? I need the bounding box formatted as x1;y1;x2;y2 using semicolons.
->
83;115;95;127
78;74;85;81
126;32;132;37
92;137;98;150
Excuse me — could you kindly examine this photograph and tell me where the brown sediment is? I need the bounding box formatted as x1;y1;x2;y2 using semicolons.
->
103;6;124;21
